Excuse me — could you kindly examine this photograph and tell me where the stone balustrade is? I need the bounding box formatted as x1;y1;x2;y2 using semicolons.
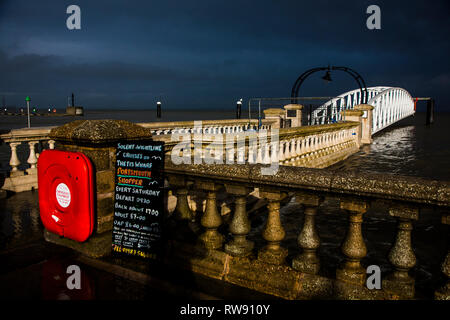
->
138;118;274;135
163;161;450;300
154;121;360;169
1;120;360;192
0;119;274;192
0;127;56;192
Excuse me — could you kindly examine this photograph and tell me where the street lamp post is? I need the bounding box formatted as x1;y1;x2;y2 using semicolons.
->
290;66;368;105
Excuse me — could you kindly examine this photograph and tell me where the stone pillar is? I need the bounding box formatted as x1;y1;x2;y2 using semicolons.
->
341;109;363;147
263;108;285;129
283;104;303;127
354;104;374;144
336;198;369;285
258;190;288;265
435;214;450;300
45;120;153;258
383;204;419;299
224;184;253;257
292;192;323;274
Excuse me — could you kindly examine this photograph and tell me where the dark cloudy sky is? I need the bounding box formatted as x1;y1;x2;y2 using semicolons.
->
0;0;449;111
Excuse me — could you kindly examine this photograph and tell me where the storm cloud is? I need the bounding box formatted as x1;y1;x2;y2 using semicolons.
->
0;0;449;111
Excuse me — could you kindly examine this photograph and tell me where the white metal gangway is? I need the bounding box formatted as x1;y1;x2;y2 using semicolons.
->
311;86;415;134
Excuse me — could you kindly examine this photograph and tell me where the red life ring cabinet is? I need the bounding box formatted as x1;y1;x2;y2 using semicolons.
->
38;150;94;242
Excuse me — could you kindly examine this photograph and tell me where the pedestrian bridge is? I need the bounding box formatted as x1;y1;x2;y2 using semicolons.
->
312;86;415;134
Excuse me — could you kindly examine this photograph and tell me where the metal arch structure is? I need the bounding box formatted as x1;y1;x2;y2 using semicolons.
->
368;87;415;134
310;86;388;125
311;86;415;135
290;66;369;105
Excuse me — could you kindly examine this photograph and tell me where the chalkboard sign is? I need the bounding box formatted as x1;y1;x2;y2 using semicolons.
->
112;141;165;259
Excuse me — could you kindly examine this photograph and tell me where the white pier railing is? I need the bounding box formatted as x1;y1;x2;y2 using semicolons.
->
313;86;415;135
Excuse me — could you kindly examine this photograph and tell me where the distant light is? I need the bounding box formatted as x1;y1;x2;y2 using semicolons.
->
157;101;161;105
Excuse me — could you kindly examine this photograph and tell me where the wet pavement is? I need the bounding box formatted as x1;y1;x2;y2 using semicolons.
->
0;190;276;300
0;190;172;300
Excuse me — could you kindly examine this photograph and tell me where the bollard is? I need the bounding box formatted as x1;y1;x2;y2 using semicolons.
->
157;101;162;118
236;99;242;119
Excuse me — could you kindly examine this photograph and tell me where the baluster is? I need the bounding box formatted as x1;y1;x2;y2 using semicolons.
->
8;142;22;176
289;139;296;162
26;141;38;173
170;176;194;222
226;145;235;164
292;193;323;274
283;140;290;161
310;136;315;152
237;144;245;164
383;205;419;298
336;199;369;285
224;185;253;257
258;190;288;265
248;144;255;164
263;143;270;164
197;182;224;250
270;141;278;164
435;214;449;300
305;137;311;153
48;139;55;149
278;141;285;162
301;138;306;154
295;138;301;159
256;144;263;163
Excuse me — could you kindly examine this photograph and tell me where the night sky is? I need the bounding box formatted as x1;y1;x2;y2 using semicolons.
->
0;0;449;111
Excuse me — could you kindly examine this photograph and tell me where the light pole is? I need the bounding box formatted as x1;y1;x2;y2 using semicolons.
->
26;96;31;128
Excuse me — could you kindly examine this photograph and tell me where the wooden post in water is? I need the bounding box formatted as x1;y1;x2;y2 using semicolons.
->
426;98;434;125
